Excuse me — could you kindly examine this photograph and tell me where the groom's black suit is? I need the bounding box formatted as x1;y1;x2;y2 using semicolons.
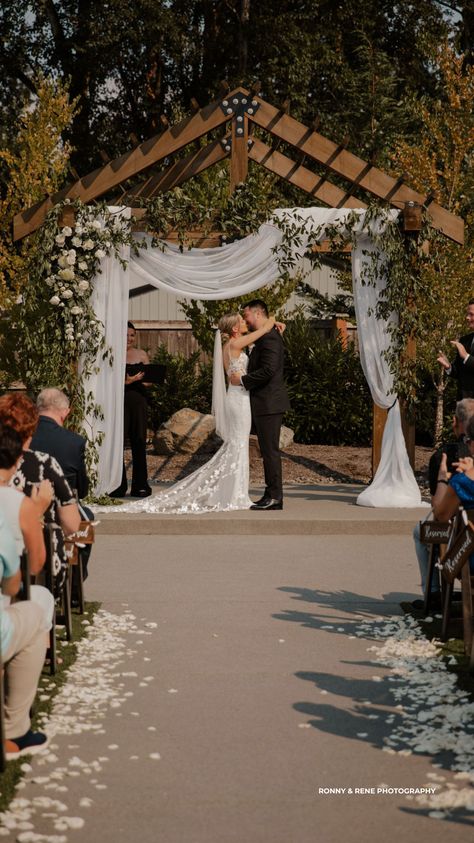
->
242;328;290;501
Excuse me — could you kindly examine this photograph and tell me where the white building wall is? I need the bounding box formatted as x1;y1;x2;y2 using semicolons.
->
128;261;343;321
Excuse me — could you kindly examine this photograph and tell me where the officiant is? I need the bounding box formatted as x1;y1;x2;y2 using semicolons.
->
111;321;152;498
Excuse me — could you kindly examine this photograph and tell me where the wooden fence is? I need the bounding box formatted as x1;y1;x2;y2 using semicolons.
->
133;317;358;360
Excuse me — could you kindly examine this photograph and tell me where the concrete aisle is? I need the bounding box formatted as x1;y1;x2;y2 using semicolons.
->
6;487;473;842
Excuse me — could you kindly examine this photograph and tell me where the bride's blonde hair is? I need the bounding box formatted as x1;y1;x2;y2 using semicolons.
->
217;313;240;342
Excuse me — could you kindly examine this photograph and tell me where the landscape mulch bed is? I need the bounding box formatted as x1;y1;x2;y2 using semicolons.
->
129;442;434;488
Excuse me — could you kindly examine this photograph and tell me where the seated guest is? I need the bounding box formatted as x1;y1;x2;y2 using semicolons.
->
411;398;474;610
0;423;54;634
32;388;89;499
0;393;81;597
432;411;474;575
1;510;50;759
31;387;94;586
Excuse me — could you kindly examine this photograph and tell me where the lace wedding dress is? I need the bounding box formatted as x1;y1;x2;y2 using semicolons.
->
96;351;253;514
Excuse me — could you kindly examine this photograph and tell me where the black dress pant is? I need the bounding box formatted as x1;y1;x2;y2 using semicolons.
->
117;388;149;493
253;413;284;500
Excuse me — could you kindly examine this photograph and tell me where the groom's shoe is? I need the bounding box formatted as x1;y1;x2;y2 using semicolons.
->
250;498;283;511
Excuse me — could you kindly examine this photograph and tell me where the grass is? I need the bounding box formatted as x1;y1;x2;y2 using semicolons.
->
0;601;101;813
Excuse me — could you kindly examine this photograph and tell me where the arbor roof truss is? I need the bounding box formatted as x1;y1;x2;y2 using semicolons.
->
13;86;464;245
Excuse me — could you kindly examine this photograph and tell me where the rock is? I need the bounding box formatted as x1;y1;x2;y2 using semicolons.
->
152;408;218;455
279;425;294;449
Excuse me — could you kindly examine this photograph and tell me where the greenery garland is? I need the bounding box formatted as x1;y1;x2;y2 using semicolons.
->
0;198;137;490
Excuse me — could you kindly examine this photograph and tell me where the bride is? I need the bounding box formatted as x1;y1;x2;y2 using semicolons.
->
99;312;283;514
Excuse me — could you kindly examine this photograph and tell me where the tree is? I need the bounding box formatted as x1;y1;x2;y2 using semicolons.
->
391;41;474;443
0;74;76;308
0;1;454;173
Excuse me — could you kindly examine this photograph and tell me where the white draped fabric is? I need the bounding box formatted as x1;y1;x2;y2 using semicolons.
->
84;206;422;506
352;235;422;507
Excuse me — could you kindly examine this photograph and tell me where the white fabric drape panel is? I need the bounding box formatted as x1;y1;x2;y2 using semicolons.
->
129;226;282;298
352;235;422;507
83;213;130;496
87;205;423;505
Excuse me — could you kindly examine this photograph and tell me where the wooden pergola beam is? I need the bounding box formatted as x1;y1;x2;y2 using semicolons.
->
119;137;230;204
12;92;246;241
249;137;368;210
249;98;464;244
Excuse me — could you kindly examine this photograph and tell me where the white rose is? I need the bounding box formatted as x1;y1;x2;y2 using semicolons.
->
55;234;66;246
49;295;61;305
77;279;89;291
62;226;73;236
75;225;84;235
95;249;106;259
58;255;68;268
66;253;76;265
83;239;95;250
70;306;83;315
78;261;88;270
58;268;75;281
91;220;102;230
72;237;82;247
61;289;73;299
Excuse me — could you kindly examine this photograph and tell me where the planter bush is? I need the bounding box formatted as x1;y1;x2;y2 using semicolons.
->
283;314;372;445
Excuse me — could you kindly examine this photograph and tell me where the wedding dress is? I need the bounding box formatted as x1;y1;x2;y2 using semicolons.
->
95;349;253;514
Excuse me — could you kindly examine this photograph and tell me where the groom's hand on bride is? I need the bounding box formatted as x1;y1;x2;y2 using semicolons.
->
230;373;242;386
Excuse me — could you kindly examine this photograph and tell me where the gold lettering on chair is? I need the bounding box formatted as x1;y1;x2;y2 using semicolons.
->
441;522;474;584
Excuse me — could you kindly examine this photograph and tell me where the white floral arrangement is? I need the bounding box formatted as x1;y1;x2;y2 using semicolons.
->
44;201;132;351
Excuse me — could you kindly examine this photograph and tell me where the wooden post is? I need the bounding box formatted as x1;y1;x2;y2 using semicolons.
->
230;114;248;191
372;405;388;476
331;315;348;349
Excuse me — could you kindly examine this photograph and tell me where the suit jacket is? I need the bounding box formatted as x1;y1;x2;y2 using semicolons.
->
241;328;290;416
450;332;474;400
30;416;89;499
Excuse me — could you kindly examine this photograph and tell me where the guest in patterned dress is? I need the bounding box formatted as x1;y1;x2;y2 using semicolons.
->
0;393;81;595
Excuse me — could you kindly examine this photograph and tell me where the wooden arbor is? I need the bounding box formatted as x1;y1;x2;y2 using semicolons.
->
13;85;465;470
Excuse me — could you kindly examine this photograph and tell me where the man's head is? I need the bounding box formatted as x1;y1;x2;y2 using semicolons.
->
37;388;70;426
466;299;474;332
242;299;268;331
453;398;474;436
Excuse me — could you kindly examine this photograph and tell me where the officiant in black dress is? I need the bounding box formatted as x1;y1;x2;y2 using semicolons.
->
231;299;290;510
111;321;152;498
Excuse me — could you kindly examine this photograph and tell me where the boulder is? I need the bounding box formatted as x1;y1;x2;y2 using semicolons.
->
279;425;294;449
152;408;219;455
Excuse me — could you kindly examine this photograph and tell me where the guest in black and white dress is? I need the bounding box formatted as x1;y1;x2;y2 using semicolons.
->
0;393;81;596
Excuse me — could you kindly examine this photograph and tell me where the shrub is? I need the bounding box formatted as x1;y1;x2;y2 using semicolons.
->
283;314;372;444
147;345;213;431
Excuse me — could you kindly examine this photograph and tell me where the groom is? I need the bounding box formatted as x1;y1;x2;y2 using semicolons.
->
230;299;290;510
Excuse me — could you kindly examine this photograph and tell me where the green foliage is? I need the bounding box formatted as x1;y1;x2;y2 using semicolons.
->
0;199;137;487
283;314;372;445
147;345;213;431
0;1;456;173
